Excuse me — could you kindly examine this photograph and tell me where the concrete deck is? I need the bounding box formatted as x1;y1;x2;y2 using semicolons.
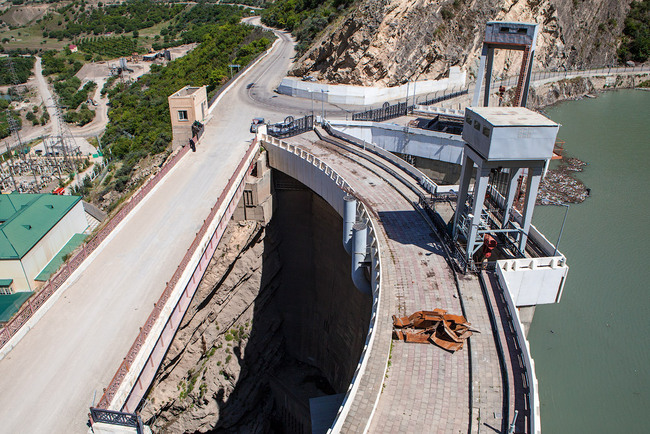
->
288;134;508;433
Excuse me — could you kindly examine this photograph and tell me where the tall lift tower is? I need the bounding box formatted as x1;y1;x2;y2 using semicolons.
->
453;107;559;264
472;22;539;108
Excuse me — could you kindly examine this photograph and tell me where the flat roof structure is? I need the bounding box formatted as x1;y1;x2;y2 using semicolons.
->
169;86;203;99
469;107;559;127
0;291;33;322
0;194;82;259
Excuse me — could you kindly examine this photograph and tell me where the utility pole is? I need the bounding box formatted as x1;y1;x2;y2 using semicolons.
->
320;89;329;121
406;80;410;107
4;110;20;192
309;89;314;118
553;202;570;257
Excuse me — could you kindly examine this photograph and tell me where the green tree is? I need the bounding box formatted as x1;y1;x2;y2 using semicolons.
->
618;0;650;63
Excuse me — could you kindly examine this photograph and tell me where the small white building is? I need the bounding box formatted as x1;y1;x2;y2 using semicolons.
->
0;194;88;292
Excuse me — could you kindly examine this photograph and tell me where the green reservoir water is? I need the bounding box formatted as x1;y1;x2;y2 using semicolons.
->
529;89;650;433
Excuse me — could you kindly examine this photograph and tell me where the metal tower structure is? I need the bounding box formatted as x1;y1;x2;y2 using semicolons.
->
453;107;559;265
472;22;539;108
51;94;81;173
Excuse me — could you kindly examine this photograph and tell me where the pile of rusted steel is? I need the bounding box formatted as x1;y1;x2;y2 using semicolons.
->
392;309;475;352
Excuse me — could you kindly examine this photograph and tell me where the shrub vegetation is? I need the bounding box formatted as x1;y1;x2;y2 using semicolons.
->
78;36;143;58
261;0;355;54
102;23;273;164
0;57;35;85
42;0;185;40
618;0;650;63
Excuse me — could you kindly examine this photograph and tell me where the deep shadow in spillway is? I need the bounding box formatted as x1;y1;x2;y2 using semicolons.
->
205;170;372;433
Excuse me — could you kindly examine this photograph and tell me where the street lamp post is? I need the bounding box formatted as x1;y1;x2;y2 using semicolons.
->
553;202;570;256
321;89;329;121
406;80;410;106
307;89;314;118
412;80;417;109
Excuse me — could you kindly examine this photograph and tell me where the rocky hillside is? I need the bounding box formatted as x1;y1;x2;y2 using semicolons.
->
291;0;635;86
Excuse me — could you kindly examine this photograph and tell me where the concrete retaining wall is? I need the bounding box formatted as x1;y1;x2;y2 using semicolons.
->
278;68;466;106
496;257;568;306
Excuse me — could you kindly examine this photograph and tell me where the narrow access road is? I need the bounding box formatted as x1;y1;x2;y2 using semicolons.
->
34;56;62;137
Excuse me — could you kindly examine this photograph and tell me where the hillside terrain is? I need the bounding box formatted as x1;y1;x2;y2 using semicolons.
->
290;0;637;86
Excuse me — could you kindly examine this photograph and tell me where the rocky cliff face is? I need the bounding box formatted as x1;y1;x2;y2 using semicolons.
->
291;0;634;86
526;73;648;109
141;221;285;433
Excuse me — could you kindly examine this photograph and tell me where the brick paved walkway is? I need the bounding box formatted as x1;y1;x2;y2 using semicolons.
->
287;134;508;433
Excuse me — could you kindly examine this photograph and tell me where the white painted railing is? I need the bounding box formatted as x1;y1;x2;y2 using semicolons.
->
496;275;542;434
323;122;439;196
412;105;465;117
260;134;384;433
326;118;465;166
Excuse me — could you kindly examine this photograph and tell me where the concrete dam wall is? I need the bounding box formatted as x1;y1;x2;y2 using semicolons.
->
140;166;370;433
273;170;371;393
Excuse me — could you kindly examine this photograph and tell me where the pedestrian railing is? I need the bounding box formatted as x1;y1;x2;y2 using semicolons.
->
418;88;469;106
261;134;384;433
267;114;313;138
352;101;408;122
89;408;143;433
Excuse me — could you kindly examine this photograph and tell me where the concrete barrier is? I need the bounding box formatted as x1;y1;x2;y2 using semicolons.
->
496;257;568;306
494;275;542;434
278;67;466;106
102;141;259;412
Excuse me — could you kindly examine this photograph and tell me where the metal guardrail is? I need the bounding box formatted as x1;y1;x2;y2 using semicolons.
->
267;115;313;139
352;101;409;122
490;272;540;434
96;138;259;411
418;88;469;106
412;64;650;109
89;408;143;433
321;122;438;196
0;145;190;352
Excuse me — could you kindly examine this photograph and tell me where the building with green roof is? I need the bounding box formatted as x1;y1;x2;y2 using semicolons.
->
0;193;88;292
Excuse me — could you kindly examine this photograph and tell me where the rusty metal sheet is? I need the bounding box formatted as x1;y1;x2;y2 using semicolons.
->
429;333;464;352
392;309;473;352
392;315;411;328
